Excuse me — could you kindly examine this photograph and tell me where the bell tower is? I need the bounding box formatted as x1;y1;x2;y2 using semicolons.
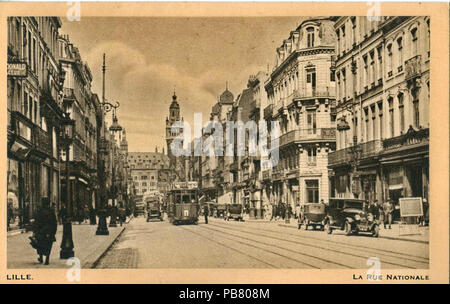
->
165;91;183;160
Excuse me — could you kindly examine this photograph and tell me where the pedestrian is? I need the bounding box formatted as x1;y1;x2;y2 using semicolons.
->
369;200;379;221
421;198;429;226
203;204;209;224
383;199;394;229
7;201;13;231
32;198;57;265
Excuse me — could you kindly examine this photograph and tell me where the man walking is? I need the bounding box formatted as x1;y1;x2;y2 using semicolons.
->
383;199;394;229
203;204;209;224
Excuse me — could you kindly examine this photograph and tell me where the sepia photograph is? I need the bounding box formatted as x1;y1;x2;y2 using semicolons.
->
1;1;448;285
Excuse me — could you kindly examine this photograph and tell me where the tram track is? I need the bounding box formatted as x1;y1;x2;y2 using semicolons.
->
209;221;429;267
175;225;279;268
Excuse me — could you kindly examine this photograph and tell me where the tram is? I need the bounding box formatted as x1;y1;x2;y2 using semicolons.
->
168;181;199;225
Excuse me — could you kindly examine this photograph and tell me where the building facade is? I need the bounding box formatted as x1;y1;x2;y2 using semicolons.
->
128;151;170;197
329;17;430;220
7;17;64;229
264;17;337;213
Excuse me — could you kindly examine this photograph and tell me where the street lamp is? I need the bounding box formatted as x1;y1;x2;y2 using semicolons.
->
95;100;120;235
60;114;75;259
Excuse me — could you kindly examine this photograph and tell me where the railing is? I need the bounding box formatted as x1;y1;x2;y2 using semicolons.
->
262;170;271;180
276;128;336;147
383;127;429;150
360;140;383;158
63;87;75;99
328;146;352;166
264;104;274;119
275;97;286;112
328;139;383;167
34;127;52;156
293;87;335;99
405;55;422;80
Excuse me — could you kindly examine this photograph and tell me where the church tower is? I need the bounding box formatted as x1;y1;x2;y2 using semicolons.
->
165;91;185;181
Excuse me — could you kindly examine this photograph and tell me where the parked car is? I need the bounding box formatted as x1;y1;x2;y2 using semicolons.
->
324;198;380;237
225;204;244;221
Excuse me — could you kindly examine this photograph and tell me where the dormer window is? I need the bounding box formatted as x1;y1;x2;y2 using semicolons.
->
306;27;315;48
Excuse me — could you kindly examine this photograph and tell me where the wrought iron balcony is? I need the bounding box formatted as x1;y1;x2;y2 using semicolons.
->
293;87;335;100
405;55;422;81
34;127;52;156
328;139;382;167
264;104;274;119
276;128;336;147
383;127;429;150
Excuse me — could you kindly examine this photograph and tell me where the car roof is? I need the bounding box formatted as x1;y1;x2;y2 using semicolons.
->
329;198;366;202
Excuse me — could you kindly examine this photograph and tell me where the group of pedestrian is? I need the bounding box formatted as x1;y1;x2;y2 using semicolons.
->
368;199;394;229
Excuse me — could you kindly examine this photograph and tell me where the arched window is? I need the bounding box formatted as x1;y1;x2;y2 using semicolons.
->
410;27;418;56
306;27;315;48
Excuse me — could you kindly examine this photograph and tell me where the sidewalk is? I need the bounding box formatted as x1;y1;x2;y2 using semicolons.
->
7;218;130;269
277;220;429;244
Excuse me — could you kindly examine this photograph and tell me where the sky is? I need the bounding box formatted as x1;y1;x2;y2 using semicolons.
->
60;17;302;152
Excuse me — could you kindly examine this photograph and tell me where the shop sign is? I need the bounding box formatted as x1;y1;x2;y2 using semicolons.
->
7;62;28;77
399;197;423;217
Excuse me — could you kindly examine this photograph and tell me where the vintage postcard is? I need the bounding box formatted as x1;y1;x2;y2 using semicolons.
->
0;1;448;284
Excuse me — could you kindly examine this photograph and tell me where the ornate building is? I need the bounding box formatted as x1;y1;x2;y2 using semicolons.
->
7;17;65;229
329;17;429;220
264;17;337;212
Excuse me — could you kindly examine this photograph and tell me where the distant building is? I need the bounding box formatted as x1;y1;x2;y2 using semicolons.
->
128;151;170;196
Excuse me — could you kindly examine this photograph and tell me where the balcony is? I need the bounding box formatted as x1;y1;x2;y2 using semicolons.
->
383;127;429;151
328;139;382;167
63;87;76;99
264;104;274;119
405;55;422;81
34;127;52;156
328;147;352;167
275;97;286;112
360;140;383;158
276;128;336;147
262;170;271;181
293;87;334;100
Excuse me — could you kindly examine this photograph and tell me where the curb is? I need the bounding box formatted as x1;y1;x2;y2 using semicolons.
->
277;224;429;244
7;229;26;237
84;226;126;269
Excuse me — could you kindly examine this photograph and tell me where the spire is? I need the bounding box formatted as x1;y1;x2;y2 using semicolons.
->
226;81;228;90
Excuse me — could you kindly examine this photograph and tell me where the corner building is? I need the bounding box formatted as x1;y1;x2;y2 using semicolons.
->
264;17;337;211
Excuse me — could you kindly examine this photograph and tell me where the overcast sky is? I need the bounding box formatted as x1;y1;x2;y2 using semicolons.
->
60;17;302;152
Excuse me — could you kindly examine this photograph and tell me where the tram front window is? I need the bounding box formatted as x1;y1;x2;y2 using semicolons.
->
182;195;191;204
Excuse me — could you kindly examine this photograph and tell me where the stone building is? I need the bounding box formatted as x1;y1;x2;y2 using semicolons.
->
128;151;170;196
7;17;65;229
264;17;337;212
58;35;99;219
328;17;430;219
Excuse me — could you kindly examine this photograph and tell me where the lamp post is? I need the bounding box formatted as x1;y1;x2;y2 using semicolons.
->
60;114;75;259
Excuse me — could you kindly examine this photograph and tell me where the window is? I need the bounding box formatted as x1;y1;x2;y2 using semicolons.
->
388;97;394;137
371;105;376;140
397;37;403;72
378;102;383;139
307;148;317;165
387;44;393;75
142;182;147;187
364;108;369;142
306;27;315;48
412;89;420;128
141;175;147;180
398;93;405;133
306;180;319;203
307;111;317;134
24;91;28;117
411;28;418;56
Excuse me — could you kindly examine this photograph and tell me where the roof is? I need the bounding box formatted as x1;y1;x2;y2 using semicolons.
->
219;89;234;104
128;152;170;170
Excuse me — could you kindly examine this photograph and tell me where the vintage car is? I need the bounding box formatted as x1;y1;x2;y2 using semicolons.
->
324;198;380;237
225;204;244;221
298;203;326;230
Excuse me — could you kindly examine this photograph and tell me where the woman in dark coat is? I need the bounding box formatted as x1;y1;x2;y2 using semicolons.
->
32;198;57;265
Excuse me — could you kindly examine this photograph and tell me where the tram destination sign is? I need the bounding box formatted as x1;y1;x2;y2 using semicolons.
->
7;62;27;77
399;197;423;217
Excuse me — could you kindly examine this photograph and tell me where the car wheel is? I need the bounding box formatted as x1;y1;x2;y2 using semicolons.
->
372;225;380;238
345;221;352;236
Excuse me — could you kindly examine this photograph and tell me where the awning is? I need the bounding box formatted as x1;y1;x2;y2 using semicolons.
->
218;192;233;205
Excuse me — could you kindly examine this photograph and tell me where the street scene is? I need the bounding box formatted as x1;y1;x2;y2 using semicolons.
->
7;16;429;269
